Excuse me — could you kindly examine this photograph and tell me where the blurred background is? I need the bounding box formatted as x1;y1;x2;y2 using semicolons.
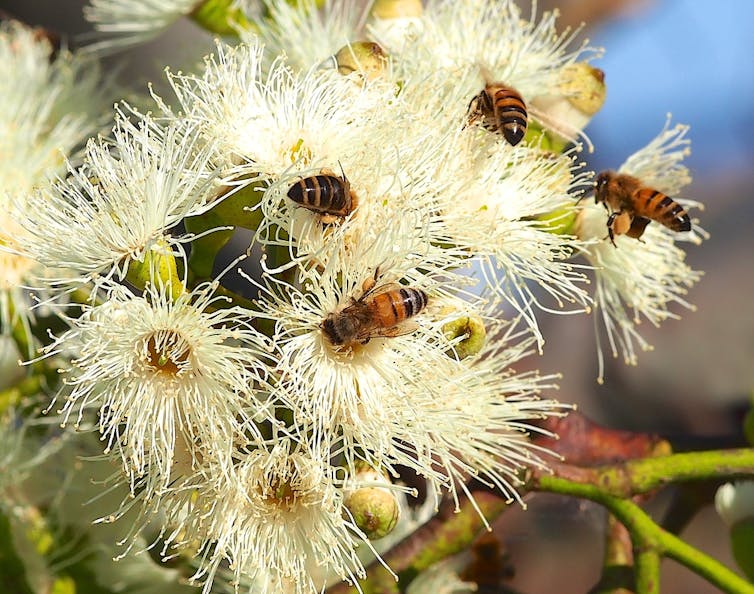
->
2;0;752;592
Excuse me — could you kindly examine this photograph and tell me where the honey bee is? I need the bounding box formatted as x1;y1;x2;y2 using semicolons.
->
594;170;692;246
286;166;357;224
468;82;528;146
321;276;428;347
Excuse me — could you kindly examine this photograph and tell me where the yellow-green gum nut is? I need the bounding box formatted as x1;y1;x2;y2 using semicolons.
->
442;315;486;359
371;0;423;19
730;518;754;582
190;0;255;36
335;41;389;81
529;64;605;149
345;486;400;539
126;239;184;298
559;63;607;117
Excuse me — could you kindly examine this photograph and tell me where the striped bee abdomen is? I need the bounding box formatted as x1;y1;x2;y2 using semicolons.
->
372;287;428;328
490;86;528;146
635;188;691;232
287;172;354;217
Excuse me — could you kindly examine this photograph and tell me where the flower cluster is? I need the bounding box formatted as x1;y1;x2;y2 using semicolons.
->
4;1;705;592
0;20;106;344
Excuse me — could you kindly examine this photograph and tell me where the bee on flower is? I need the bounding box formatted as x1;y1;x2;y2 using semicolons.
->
368;0;604;147
575;119;705;382
153;38;459;273
250;228;566;507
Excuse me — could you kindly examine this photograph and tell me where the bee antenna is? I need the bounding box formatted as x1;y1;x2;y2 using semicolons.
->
337;159;346;180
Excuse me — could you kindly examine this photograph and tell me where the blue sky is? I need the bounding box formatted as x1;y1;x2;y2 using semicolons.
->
586;0;754;174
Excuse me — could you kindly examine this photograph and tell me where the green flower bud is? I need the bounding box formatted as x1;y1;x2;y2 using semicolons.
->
345;467;399;539
126;238;184;298
442;315;486;359
190;0;254;36
51;576;76;594
559;63;606;116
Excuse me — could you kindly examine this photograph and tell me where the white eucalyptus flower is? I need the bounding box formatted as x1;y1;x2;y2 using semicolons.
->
10;115;221;290
0;22;105;194
44;282;273;495
173;439;370;594
575;120;704;382
158;40;400;174
156;39;452;269
0;21;106;338
83;0;208;51
410;315;567;507
427;130;591;342
253;239;562;504
254;0;370;73
370;0;601;145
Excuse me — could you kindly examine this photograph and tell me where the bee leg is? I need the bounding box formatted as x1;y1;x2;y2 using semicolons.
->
606;212;618;247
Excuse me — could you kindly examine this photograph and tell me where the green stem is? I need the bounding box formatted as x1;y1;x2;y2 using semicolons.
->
634;548;660;594
548;448;754;498
533;474;754;593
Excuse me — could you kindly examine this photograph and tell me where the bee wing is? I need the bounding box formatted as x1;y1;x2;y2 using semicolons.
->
360;281;402;300
358;321;420;342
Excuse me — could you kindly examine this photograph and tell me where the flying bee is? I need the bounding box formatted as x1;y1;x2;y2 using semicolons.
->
594;170;692;246
468;82;528;146
286;166;357;224
321;276;428;347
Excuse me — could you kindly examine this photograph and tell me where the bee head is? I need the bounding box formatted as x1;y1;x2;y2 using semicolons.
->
321;313;358;346
594;171;611;204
